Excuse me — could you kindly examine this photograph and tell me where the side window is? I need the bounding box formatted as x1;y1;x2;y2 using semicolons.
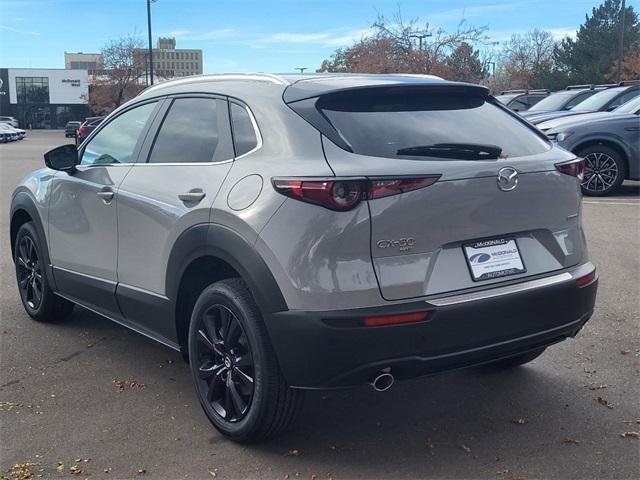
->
565;92;587;109
610;90;639;109
527;96;544;107
81;102;156;166
230;102;259;157
511;98;529;111
148;97;233;163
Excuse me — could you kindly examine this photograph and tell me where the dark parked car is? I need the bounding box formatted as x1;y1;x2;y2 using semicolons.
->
10;73;597;442
494;89;550;111
527;81;640;124
76;116;104;143
539;95;640;196
65;121;81;138
520;84;610;119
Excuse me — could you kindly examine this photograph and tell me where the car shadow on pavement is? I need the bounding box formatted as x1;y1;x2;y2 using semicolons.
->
613;180;639;197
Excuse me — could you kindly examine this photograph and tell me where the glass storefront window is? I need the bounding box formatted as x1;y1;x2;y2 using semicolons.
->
16;77;50;104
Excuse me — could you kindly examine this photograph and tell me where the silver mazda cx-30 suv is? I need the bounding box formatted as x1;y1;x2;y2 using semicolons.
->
10;73;598;442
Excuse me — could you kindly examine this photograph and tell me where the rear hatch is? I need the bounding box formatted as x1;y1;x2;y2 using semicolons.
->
287;82;586;301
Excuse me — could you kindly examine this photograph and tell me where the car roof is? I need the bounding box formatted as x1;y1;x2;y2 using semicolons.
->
137;72;487;103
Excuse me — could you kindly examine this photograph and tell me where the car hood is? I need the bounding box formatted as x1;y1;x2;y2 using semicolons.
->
526;110;589;124
538;112;635;131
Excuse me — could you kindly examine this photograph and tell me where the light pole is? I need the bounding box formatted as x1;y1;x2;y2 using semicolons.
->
147;0;157;85
408;33;432;50
617;0;626;83
295;67;307;73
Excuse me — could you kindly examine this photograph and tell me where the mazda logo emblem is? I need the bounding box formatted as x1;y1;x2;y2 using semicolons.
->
497;167;519;191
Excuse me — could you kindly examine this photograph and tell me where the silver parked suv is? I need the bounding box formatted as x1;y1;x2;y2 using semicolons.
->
10;73;598;442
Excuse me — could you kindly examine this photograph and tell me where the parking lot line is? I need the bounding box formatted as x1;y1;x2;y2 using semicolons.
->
583;200;639;205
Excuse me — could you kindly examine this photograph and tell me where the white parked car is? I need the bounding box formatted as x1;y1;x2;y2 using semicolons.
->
0;116;19;128
0;122;25;140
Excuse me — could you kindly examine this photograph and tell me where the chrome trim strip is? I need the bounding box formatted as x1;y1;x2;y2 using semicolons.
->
426;272;573;306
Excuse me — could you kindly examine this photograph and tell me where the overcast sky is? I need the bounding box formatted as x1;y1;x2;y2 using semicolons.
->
1;0;638;73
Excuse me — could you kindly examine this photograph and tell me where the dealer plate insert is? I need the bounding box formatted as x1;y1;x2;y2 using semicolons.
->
463;238;526;281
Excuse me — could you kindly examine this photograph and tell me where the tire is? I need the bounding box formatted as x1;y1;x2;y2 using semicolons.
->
578;145;626;196
483;348;546;370
14;222;74;322
188;278;304;443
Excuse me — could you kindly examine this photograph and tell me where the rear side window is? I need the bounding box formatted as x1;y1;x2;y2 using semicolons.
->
317;89;549;160
230;102;258;156
148;97;233;163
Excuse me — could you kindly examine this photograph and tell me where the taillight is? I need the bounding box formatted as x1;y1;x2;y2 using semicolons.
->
555;159;585;182
78;127;86;136
272;179;364;211
368;177;440;199
362;311;429;327
272;176;439;211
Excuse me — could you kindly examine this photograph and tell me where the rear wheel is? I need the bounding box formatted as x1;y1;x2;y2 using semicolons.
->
578;145;626;196
188;278;303;443
483;348;546;370
14;222;74;322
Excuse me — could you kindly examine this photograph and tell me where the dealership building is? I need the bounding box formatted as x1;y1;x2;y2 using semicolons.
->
0;68;91;129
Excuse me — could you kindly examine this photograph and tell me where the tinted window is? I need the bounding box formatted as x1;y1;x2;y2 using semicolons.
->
81;103;156;166
526;96;545;107
528;92;573;112
318;89;549;160
510;98;530;111
608;89;640;109
564;91;595;109
230;102;258;156
149;98;232;163
613;95;640;113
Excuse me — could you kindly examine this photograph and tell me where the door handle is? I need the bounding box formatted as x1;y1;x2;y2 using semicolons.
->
97;190;115;203
178;189;206;203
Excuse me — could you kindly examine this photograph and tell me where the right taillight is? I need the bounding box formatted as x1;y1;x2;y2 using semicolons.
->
555;159;585;182
272;176;440;211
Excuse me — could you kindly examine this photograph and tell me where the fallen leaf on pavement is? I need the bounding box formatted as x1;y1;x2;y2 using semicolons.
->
460;444;472;453
596;396;614;409
563;438;580;444
56;463;64;473
512;418;529;425
286;449;301;457
620;348;631;355
587;383;608;390
208;468;218;478
137;469;146;475
619;431;640;439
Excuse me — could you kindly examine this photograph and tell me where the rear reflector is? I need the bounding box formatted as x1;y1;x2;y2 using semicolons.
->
575;269;596;287
368;177;440;199
362;311;429;327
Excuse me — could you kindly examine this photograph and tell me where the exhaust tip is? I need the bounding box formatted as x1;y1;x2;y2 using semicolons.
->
371;372;394;392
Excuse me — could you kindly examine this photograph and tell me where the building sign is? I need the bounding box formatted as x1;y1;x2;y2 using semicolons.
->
7;69;88;105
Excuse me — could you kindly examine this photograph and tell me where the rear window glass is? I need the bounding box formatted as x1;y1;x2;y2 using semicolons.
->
318;89;549;160
230;102;258;156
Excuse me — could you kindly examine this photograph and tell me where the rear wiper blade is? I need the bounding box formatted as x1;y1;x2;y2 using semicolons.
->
397;143;503;160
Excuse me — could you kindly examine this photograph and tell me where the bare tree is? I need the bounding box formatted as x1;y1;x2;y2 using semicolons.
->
500;29;556;88
318;9;488;76
90;34;146;115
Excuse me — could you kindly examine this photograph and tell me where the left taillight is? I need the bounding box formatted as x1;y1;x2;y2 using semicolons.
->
555;159;585;182
272;176;440;211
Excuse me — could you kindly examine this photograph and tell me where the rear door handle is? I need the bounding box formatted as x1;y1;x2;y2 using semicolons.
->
97;189;114;203
178;189;206;203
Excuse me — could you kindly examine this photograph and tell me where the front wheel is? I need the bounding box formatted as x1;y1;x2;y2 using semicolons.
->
14;222;74;322
578;145;626;196
188;278;303;443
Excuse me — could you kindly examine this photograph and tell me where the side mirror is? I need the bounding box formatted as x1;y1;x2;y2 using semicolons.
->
44;144;78;172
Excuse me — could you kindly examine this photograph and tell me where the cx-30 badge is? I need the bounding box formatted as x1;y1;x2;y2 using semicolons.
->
497;167;519;191
376;237;415;252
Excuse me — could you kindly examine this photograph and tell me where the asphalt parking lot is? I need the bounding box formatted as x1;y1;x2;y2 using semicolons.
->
1;131;638;480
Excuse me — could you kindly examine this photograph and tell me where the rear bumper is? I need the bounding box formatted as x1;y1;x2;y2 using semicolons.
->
264;264;598;389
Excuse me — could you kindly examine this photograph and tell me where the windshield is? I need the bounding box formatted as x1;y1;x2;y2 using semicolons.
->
318;89;550;160
527;92;574;112
614;95;640;113
571;88;624;112
495;94;519;104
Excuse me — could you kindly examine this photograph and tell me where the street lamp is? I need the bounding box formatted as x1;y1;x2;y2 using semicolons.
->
147;0;157;85
408;32;432;50
294;67;308;73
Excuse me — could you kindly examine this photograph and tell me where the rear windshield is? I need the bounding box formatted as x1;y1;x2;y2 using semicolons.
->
570;87;624;112
527;91;575;112
318;89;549;160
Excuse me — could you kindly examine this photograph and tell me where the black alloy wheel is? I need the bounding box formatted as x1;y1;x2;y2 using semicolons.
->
16;234;43;310
194;304;255;422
